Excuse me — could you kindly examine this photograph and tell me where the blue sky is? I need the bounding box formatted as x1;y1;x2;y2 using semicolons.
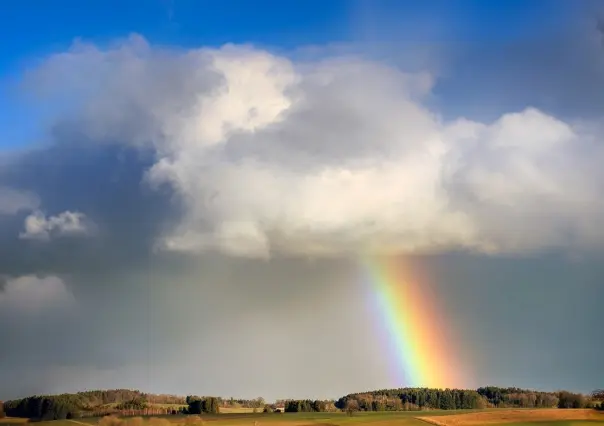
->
0;0;575;61
0;0;579;149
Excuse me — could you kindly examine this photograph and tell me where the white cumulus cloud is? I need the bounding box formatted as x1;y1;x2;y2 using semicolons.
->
20;210;92;240
22;35;604;258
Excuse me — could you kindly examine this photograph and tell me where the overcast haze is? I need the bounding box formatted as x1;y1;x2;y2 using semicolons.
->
1;0;603;401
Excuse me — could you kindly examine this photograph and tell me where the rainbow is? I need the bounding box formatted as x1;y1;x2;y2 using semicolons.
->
363;256;460;389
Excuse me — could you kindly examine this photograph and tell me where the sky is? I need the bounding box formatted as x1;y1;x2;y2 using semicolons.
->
1;0;604;402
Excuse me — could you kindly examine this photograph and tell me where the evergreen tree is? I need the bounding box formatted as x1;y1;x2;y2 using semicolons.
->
188;399;202;415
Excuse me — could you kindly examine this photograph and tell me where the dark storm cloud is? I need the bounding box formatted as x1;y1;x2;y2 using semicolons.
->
0;140;176;276
0;139;182;385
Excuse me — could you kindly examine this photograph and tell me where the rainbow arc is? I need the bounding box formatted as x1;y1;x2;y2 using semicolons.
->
364;256;461;389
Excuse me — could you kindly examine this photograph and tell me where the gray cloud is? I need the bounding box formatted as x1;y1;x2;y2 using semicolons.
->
19;210;92;240
0;275;75;315
1;21;604;401
0;186;39;215
14;34;604;260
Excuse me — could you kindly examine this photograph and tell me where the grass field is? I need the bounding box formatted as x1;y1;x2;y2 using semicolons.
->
96;404;187;410
217;408;259;414
1;409;603;426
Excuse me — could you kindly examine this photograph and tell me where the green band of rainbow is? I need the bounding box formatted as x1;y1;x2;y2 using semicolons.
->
364;256;460;388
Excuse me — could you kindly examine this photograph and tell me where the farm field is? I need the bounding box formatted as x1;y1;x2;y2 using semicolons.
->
2;410;603;426
216;408;259;414
94;404;187;411
418;408;604;425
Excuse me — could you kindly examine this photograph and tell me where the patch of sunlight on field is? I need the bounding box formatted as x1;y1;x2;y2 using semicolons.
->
493;422;604;426
418;409;604;425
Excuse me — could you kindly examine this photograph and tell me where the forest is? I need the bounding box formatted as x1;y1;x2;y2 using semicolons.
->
0;390;269;420
333;387;593;412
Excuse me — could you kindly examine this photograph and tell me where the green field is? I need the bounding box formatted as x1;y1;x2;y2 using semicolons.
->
2;409;603;426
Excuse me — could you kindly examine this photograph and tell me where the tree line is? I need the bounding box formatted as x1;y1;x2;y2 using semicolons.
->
70;389;185;407
336;388;487;411
221;397;266;409
477;387;560;408
478;387;597;410
593;390;604;411
2;392;261;420
3;386;602;420
3;395;82;420
335;386;598;411
1;390;185;420
114;398;149;411
184;396;220;414
282;400;336;412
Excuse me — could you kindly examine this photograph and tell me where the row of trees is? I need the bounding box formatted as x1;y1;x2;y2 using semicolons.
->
221;397;265;409
184;396;265;411
557;391;593;409
476;387;560;408
185;396;220;414
2;392;183;420
478;387;598;409
337;388;488;411
115;398;149;411
76;390;145;407
593;390;604;410
73;390;185;408
3;395;82;420
283;400;330;412
80;408;181;418
3;389;186;420
336;387;599;411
